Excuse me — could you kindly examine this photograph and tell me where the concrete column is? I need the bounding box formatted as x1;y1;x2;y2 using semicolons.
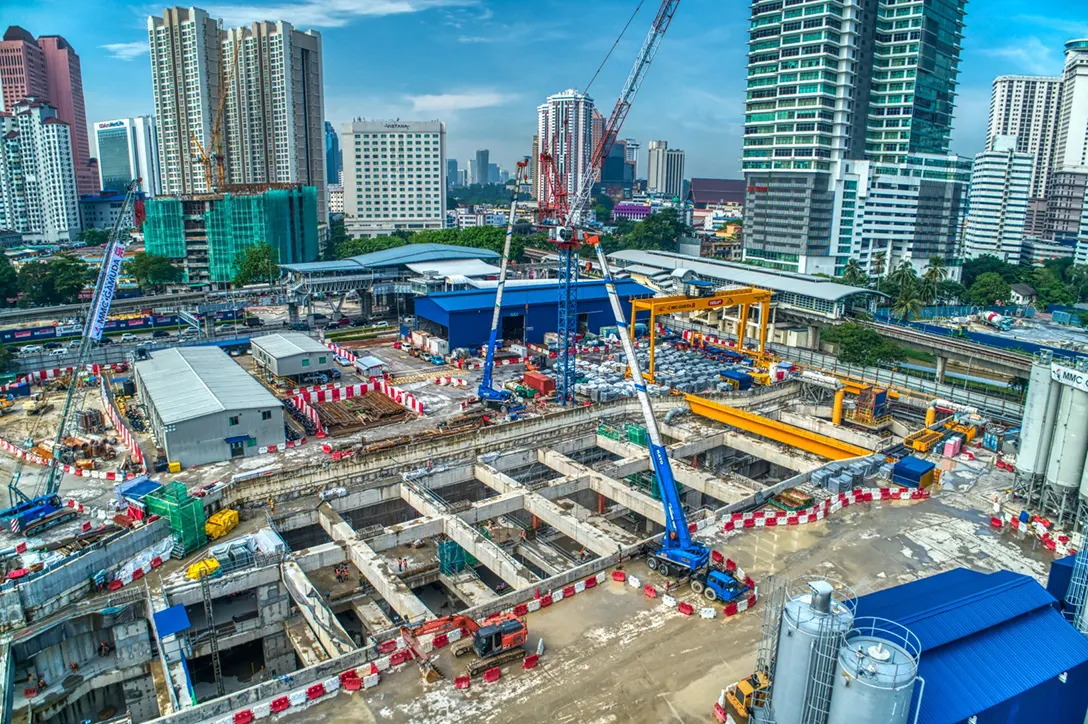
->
124;672;161;723
936;355;948;384
261;631;296;677
808;325;821;350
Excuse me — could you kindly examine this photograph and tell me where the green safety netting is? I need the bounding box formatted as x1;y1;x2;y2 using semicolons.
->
143;198;186;258
146;482;207;555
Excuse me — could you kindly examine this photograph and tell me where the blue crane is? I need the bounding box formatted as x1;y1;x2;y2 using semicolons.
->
542;0;709;574
477;159;530;413
1;180;143;537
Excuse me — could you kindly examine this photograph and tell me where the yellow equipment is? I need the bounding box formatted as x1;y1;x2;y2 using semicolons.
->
23;392;53;416
627;289;774;383
205;508;239;540
724;671;770;723
905;428;943;453
186;557;220;580
0;398;13;414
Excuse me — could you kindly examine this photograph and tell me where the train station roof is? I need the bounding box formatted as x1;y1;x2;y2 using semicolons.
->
281;243;499;275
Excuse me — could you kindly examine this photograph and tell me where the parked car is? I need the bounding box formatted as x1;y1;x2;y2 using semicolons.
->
334;356;352;367
372;320;389;328
152;330;169;339
21;345;42;354
43;342;63;350
178;327;198;338
98;337;113;346
312;313;328;321
48;347;68;356
335;317;352;327
120;333;138;342
350;317;370;327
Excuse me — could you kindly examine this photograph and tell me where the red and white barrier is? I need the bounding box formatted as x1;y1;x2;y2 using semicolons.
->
373;377;424;416
720;487;929;533
1001;512;1077;556
434;377;467;387
99;377;145;469
290;395;325;436
325;342;358;364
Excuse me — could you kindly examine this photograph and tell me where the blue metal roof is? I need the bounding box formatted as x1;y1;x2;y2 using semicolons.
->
853;568;1088;724
281;243;499;274
423;279;654;314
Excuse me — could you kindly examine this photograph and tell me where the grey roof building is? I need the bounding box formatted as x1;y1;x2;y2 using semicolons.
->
134;346;285;468
251;332;334;379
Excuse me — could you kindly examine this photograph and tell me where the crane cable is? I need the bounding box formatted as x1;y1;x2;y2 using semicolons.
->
583;0;647;96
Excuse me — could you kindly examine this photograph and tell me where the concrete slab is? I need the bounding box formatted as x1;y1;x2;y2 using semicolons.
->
281;560;356;659
538;449;667;526
439;571;499;607
352;599;394;636
284;618;329;668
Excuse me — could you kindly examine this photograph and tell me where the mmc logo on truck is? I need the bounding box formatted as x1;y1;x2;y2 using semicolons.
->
1051;363;1088;393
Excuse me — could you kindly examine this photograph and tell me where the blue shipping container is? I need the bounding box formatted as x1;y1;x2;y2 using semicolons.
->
893;456;934;482
722;370;752;390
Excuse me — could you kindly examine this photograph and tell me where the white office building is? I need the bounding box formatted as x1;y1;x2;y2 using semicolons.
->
829;154;971;279
963;136;1034;262
646;140;685;199
94;116;160;196
341;119;446;238
147;6;219;195
536;89;594;218
0;99;80;242
222;21;326;218
988;76;1062;206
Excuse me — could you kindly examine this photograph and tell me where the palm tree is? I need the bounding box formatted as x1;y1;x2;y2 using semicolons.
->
841;258;867;287
924;255;948;283
893;279;924;321
889;259;917;292
871;250;888;280
919;274;938;304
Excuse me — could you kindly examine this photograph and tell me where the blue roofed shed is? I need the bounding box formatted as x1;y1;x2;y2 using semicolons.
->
414;279;654;350
851;568;1088;724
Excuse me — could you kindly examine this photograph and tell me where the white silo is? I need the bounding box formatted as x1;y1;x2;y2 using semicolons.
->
826;618;920;724
1045;382;1088;522
1015;352;1060;482
764;578;855;724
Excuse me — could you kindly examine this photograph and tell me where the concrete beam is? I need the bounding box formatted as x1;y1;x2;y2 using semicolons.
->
280;561;356;659
440;572;500;607
538;449;667;526
284;619;329;668
368;517;445;553
513;538;569;577
352;600;393;635
521;494;622;558
317;503;433;622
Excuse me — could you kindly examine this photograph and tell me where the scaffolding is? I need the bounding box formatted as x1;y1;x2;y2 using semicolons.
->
146;482;207;556
142;197;187;259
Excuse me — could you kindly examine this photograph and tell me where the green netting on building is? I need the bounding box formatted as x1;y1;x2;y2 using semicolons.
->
597;424;622;441
624;423;648;447
146;482;207;555
143;198;186;258
438;540;467;574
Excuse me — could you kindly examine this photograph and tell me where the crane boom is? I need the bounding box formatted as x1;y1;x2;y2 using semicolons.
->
569;0;680;222
478;159;530;409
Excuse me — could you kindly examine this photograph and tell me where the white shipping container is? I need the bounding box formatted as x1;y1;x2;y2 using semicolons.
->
508;343;527;357
429;338;450;357
411;330;430;348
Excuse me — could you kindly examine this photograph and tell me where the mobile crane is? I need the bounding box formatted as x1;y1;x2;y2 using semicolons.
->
477;159;530;413
538;0;709;576
0;180;144;536
402;612;528;679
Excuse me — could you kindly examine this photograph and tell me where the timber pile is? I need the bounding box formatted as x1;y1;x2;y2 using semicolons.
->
316;400;367;435
344;393;413;427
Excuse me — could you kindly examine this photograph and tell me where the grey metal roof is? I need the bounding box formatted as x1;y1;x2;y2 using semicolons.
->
405;259;501;277
251;332;329;359
280;243;500;274
136;347;281;425
607;250;878;302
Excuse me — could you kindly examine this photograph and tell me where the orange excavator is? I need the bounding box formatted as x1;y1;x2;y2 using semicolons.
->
401;612;528;681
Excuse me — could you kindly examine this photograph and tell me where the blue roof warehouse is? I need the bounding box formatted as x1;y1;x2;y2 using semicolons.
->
415;279;654;350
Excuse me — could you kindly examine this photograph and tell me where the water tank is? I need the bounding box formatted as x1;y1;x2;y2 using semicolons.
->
1016;353;1061;478
769;579;855;724
1046;385;1088;491
826;618;920;724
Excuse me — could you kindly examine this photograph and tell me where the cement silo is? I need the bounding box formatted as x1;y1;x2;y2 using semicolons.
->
826;618;920;724
1044;379;1088;523
763;578;855;724
1016;352;1060;483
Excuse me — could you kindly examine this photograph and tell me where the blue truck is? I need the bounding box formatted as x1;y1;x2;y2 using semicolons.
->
690;565;753;603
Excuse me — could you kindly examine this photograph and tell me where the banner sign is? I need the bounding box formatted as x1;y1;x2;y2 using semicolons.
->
1052;363;1088;392
88;242;128;341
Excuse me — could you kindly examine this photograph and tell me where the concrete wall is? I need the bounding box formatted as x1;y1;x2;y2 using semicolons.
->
167;406;286;468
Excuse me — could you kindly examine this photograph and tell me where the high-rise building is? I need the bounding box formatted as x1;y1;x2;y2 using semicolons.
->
446;158;458;186
1055;40;1088;172
829;154;970;278
530;134;540;199
147;7;220;195
474;149;489;184
94;116;161;196
742;0;967;274
988;76;1063;206
325;120;341;185
536;89;594;214
591;109;605;159
963;136;1034;262
0;99;80;242
341;120;446;238
222;21;325;218
0;27;96;195
457;168;468;187
623;139;639;178
487;162;499;185
664;149;685;199
646;140;668;194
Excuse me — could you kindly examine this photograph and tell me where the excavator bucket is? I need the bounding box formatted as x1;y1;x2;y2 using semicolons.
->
420;660;443;683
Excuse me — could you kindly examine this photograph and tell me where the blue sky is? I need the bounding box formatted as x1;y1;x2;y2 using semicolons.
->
6;0;1088;178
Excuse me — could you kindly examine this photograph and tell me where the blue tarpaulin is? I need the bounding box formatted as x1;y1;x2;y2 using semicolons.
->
153;604;191;638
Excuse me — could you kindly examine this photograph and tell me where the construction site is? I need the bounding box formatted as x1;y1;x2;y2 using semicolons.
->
2;2;1088;724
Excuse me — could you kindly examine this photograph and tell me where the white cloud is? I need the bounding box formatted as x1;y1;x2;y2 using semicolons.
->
206;0;477;28
100;42;149;61
982;37;1062;75
1015;14;1088;37
406;90;516;114
457;35;496;43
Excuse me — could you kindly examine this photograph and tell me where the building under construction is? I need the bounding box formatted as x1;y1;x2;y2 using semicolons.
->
143;184;320;285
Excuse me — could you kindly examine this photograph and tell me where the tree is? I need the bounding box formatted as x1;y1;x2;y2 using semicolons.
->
0;346;13;374
962;254;1024;289
614;207;692;252
16;255;90;305
892;280;924;320
889;259;917;292
966;272;1011;306
840;259;867;287
124;252;183;293
0;256;17;307
78;228;109;246
936;279;967;304
592;194;615;223
336;236;407;259
821;323;905;367
326;217;348;260
924;256;948;283
871;250;888;280
1031;266;1076;308
233;242;280;287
